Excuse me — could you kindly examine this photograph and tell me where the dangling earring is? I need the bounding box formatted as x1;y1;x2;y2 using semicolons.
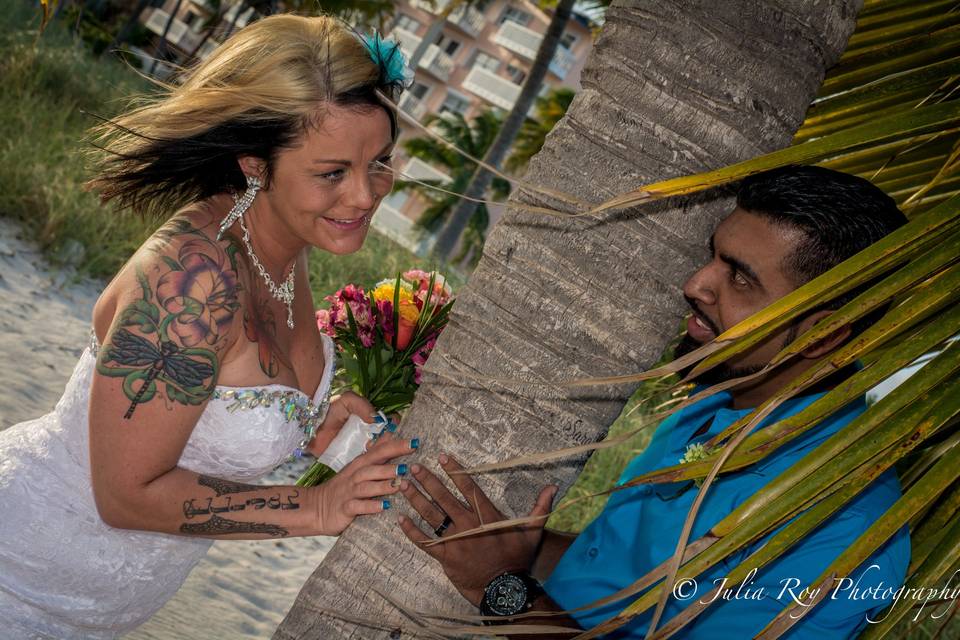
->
217;175;262;240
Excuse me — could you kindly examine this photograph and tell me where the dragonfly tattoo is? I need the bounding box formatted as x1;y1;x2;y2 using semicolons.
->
97;235;237;419
107;329;216;419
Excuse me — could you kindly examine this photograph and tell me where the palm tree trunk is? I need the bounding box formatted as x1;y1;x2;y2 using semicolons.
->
275;1;861;637
433;0;575;261
149;0;185;77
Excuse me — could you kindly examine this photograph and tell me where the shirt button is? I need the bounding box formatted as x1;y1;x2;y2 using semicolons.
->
587;547;599;558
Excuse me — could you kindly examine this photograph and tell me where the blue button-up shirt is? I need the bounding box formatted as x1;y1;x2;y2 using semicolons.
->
544;390;910;639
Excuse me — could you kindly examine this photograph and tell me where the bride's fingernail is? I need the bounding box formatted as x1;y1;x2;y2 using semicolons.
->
382;499;391;510
386;422;399;433
397;463;408;476
410;438;421;450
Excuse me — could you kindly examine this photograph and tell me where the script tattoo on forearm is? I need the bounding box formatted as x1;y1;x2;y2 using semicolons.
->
198;475;261;496
182;490;301;519
179;514;289;538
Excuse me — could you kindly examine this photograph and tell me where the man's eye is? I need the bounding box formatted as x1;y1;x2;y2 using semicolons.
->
731;270;749;287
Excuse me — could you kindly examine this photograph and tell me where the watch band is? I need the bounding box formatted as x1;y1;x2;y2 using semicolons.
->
479;571;544;623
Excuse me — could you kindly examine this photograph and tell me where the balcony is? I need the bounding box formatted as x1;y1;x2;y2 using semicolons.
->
492;20;541;60
145;8;191;48
549;46;576;80
401;157;453;185
492;22;578;81
447;4;485;38
372;202;422;253
398;92;426;121
461;67;521;111
391;27;421;57
390;30;454;82
419;44;454;82
223;3;255;29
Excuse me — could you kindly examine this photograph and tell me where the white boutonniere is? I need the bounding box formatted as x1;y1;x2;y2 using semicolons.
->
679;443;712;487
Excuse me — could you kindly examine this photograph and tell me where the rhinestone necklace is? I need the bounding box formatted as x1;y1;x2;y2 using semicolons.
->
237;213;296;329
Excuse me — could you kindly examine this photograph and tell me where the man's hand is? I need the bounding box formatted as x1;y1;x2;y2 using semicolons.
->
397;454;558;607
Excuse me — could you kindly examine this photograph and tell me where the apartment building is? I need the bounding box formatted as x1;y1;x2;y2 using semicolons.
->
378;0;594;254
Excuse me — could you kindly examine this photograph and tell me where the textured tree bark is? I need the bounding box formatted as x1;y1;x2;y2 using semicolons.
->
275;1;860;637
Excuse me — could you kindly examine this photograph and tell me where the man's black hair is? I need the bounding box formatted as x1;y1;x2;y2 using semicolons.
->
736;165;908;336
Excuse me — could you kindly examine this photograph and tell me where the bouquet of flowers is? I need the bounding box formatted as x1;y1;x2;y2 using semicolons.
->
296;269;454;486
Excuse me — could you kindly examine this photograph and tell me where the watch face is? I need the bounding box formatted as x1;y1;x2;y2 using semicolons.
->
485;574;529;616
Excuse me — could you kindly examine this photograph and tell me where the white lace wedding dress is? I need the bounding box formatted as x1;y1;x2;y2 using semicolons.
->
0;331;337;639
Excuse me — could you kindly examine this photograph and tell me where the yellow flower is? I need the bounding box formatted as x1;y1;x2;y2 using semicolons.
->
397;300;420;323
372;282;414;305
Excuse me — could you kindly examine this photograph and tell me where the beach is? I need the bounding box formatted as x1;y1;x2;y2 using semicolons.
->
0;217;333;638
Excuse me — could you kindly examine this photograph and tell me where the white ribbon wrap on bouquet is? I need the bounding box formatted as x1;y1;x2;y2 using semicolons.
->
313;414;385;472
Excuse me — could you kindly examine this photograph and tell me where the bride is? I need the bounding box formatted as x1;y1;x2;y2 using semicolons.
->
0;14;417;639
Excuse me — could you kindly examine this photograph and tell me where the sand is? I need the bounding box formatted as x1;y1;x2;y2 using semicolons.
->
0;218;333;638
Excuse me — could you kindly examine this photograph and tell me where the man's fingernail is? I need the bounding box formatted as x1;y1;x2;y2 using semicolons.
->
397;515;406;524
411;464;422;475
399;480;409;491
397;463;408;476
410;438;420;450
382;499;391;510
438;453;448;464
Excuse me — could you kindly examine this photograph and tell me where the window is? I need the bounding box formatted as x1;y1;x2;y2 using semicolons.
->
472;50;501;73
498;7;532;27
560;32;577;49
506;63;527;85
184;10;204;32
434;33;461;56
409;81;430;100
472;0;492;15
394;13;420;33
439;90;471;116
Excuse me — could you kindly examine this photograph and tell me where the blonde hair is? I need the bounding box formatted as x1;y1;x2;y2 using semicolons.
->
88;14;399;216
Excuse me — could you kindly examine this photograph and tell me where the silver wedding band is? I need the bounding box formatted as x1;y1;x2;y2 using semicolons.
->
434;514;452;537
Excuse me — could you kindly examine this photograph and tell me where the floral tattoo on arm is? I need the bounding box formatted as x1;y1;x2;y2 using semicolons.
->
97;233;241;418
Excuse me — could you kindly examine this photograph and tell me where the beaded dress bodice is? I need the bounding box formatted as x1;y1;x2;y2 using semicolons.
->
0;332;336;638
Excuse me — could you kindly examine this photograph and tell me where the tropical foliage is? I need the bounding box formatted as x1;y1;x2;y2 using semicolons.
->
395;110;511;268
505;86;576;174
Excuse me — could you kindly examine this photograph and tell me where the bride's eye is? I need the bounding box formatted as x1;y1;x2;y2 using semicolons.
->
316;169;345;183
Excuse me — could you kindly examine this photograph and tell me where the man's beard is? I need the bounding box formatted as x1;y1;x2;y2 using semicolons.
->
672;323;800;386
673;332;766;386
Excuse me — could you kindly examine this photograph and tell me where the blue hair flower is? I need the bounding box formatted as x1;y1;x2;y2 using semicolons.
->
360;31;415;90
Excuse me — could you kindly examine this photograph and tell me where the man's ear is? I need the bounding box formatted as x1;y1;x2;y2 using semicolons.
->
797;310;852;359
237;156;266;182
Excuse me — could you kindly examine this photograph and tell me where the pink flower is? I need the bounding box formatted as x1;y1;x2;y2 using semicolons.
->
376;299;394;338
315;309;335;337
411;334;437;384
324;285;374;336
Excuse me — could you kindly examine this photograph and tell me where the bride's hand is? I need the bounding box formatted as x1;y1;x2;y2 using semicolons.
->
314;433;418;536
306;391;376;456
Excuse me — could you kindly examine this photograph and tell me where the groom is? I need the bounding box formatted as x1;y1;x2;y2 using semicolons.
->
397;166;911;638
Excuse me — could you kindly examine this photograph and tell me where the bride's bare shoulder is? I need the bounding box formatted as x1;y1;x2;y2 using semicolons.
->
92;200;244;351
